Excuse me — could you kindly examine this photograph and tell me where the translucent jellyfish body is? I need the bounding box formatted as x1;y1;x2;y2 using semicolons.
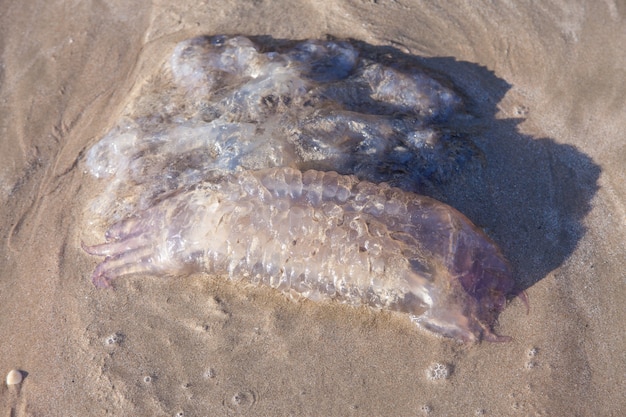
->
83;36;518;342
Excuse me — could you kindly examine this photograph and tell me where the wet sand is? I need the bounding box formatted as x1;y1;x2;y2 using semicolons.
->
1;1;625;416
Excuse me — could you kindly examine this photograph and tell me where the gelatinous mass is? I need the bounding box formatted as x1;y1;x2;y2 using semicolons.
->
83;35;520;342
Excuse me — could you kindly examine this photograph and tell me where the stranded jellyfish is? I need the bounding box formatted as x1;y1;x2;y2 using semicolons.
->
83;36;522;342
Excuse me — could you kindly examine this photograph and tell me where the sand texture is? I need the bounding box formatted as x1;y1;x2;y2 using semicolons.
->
1;1;625;416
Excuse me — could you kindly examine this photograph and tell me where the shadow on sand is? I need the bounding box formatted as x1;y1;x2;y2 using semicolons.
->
346;39;600;294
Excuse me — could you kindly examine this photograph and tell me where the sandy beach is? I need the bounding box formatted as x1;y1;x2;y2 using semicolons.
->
1;1;625;415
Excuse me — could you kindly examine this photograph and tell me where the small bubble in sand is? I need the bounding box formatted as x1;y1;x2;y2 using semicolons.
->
426;362;450;380
6;369;23;385
232;392;249;406
203;368;216;379
225;389;257;410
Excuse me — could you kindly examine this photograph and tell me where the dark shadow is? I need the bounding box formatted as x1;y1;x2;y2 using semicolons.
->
348;40;601;293
251;36;600;294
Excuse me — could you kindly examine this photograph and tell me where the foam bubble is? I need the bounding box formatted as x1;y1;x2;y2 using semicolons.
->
104;332;124;346
525;346;539;369
426;362;450;380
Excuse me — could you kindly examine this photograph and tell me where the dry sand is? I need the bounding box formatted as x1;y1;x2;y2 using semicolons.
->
1;1;625;416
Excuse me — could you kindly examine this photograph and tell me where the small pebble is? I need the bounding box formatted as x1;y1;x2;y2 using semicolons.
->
6;369;23;385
